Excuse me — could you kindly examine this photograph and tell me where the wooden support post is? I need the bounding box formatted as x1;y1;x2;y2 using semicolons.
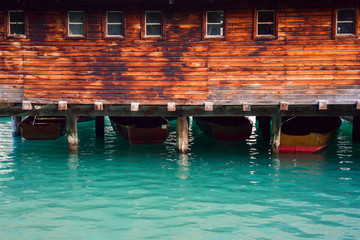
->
11;116;21;137
95;116;105;137
176;117;189;154
261;116;271;141
353;116;360;142
66;112;78;153
271;113;281;157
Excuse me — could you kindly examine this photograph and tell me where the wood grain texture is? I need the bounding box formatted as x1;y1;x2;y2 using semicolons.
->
0;0;359;106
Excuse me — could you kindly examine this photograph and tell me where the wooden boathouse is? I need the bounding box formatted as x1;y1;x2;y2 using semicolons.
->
1;0;360;154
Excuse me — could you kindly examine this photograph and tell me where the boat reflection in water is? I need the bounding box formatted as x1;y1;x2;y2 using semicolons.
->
279;116;342;153
194;116;253;141
109;116;170;144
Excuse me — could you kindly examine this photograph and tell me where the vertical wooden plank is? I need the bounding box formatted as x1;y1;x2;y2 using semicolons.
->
261;116;271;141
353;116;360;142
11;116;21;137
176;117;188;154
66;112;78;153
271;113;281;157
95;116;105;137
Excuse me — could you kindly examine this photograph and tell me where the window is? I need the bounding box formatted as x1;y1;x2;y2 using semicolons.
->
106;11;123;37
206;11;224;37
8;10;26;37
336;9;355;35
68;11;85;37
256;10;275;36
145;11;162;37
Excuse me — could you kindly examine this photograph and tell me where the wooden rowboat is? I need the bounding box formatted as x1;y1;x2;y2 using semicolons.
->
109;116;170;144
194;116;253;140
279;116;342;153
19;116;66;140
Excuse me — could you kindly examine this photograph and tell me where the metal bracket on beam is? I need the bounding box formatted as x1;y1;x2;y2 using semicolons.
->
280;102;289;111
94;102;104;111
167;102;176;111
22;100;32;110
58;101;68;110
204;102;213;111
243;103;251;112
318;100;327;110
131;102;140;111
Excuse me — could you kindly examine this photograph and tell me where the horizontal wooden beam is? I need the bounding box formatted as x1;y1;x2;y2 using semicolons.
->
1;103;360;117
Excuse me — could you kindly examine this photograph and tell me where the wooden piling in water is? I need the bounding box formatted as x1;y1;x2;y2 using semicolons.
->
66;113;78;153
353;116;360;142
176;117;188;154
95;116;105;137
271;114;281;157
11;116;21;137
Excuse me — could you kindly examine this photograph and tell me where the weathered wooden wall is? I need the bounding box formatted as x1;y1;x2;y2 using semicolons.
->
0;0;359;106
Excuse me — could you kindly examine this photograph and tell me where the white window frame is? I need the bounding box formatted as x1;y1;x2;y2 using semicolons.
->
206;11;224;37
68;11;84;37
106;11;123;37
8;10;25;37
256;10;275;36
145;11;162;37
336;8;355;35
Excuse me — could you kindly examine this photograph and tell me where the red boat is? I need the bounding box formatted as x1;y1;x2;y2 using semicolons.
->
194;116;253;140
109;116;170;144
19;116;66;140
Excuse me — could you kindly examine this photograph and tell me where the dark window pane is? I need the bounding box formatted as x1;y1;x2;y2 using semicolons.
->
207;11;223;24
207;24;222;36
108;24;123;36
69;24;84;35
146;12;161;24
338;9;354;21
9;11;24;22
10;23;25;35
146;25;161;36
258;11;274;22
107;12;122;24
258;23;274;35
69;12;83;23
337;23;354;34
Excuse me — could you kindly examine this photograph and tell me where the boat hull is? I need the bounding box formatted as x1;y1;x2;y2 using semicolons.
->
19;117;66;140
195;117;253;140
110;117;170;144
279;116;341;153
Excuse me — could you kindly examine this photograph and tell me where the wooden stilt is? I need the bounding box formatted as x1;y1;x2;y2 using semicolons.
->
95;116;105;137
262;116;271;141
11;116;21;137
353;116;360;142
271;114;281;157
66;113;78;153
176;117;189;154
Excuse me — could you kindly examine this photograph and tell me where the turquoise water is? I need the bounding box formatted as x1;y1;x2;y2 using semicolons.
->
0;117;360;239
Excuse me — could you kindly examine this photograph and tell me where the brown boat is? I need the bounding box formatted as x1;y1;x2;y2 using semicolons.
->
19;116;66;140
279;116;342;153
109;116;170;144
194;116;253;140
